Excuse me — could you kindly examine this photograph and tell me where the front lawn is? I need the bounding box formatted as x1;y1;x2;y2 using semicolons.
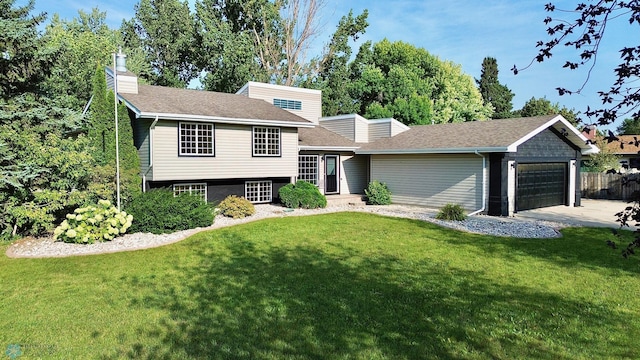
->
1;212;639;359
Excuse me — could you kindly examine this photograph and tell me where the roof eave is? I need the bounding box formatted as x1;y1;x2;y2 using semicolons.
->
356;147;510;155
135;111;315;128
299;146;359;151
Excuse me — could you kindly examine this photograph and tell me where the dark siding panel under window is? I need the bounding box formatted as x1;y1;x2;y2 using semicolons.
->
148;178;290;204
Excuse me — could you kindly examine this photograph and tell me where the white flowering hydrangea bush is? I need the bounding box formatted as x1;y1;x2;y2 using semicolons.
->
53;200;133;244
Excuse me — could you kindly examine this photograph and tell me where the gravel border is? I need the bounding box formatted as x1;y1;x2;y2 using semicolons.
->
5;204;567;259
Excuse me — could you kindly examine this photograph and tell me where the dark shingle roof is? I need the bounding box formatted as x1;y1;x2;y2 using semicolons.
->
120;84;312;125
357;115;592;153
298;126;359;148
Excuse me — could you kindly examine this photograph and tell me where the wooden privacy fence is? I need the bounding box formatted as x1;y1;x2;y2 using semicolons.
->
581;172;640;200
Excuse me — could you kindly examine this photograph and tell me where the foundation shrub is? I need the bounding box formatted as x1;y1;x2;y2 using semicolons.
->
125;189;214;234
279;181;327;209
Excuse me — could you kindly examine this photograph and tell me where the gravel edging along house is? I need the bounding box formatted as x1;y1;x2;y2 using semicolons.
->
5;204;566;259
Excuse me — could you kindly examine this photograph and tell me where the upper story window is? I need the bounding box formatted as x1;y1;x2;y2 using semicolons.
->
253;126;280;156
273;98;302;111
179;122;214;156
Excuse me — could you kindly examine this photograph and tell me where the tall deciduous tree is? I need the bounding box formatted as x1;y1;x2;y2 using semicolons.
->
122;0;198;87
514;1;639;125
0;0;57;99
516;96;579;125
349;39;492;125
476;57;514;119
42;8;119;108
308;9;369;116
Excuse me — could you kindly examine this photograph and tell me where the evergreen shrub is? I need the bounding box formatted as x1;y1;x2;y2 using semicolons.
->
365;180;392;205
279;181;327;209
218;195;255;218
125;189;214;234
435;203;467;221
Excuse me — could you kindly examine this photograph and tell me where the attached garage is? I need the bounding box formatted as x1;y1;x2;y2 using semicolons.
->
369;154;485;210
357;115;598;216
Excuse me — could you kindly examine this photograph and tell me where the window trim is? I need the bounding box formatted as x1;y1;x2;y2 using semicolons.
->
172;183;207;201
178;122;215;157
252;126;281;157
245;180;273;203
298;155;319;186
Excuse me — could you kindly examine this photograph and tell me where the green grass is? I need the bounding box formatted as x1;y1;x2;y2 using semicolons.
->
1;212;639;359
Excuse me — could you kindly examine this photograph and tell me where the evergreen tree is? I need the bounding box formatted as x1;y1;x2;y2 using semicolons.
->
476;57;514;119
0;0;58;98
87;66;141;205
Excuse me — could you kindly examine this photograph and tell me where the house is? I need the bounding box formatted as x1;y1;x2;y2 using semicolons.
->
108;54;598;216
602;135;640;172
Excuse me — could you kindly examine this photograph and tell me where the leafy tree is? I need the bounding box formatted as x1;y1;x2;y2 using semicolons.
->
349;39;492;125
616;118;640;135
42;8;119;108
0;0;58;99
122;0;198;87
516;96;579;125
476;57;514;119
514;1;639;125
0;95;95;239
194;0;268;92
194;0;327;89
308;9;369;116
582;137;620;173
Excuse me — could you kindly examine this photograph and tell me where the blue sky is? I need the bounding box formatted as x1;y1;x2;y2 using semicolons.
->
24;0;632;128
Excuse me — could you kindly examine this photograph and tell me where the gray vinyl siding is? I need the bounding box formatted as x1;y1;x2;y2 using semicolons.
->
134;118;151;177
391;121;409;136
319;118;355;141
370;154;486;210
369;122;390;142
246;85;321;123
237;86;249;96
341;154;368;194
106;73;138;94
151;121;298;181
354;118;368;142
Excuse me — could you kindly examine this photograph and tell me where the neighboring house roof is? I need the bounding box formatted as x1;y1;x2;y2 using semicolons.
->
357;115;599;155
298;126;360;151
119;84;314;127
604;135;640;155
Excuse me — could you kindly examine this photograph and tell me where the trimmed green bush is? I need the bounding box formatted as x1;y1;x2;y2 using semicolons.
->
125;189;214;234
365;180;392;205
279;181;327;209
219;195;255;219
53;200;133;244
435;203;467;221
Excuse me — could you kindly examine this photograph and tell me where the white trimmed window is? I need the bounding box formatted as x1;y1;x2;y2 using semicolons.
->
245;180;272;203
173;183;207;201
253;127;280;156
298;155;319;186
273;98;302;110
179;122;214;156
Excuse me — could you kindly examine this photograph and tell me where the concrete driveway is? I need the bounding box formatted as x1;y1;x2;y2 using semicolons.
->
514;199;638;230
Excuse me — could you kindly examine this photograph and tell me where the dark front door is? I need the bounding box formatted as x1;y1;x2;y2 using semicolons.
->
325;155;339;194
517;163;567;211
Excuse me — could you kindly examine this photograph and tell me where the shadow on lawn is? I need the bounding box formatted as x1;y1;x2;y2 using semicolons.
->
411;217;640;274
102;222;632;359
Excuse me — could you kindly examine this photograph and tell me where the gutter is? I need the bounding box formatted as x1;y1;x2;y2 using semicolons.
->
142;115;159;192
468;150;487;216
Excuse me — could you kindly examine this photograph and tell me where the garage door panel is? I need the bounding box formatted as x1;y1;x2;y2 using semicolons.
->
517;163;566;211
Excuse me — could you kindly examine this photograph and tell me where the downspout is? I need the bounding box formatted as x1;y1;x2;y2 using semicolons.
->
469;150;487;216
142;115;159;192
